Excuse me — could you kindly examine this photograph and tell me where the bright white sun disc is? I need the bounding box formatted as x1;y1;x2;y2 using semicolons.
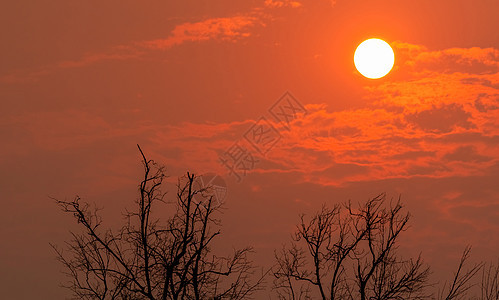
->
354;38;394;79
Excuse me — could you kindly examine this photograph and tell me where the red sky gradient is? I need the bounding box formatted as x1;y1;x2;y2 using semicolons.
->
1;0;498;298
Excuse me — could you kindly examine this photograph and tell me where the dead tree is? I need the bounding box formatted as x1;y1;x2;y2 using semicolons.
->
52;145;265;299
481;260;499;300
435;246;483;300
273;193;430;300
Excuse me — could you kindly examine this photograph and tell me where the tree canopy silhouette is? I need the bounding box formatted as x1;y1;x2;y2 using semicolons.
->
52;145;265;300
53;146;498;299
272;194;498;300
273;194;431;300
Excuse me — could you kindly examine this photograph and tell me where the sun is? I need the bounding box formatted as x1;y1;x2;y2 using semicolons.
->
354;38;395;79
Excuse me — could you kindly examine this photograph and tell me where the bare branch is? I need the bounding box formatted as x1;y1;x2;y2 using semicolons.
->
439;246;483;300
273;194;431;300
481;260;499;300
53;145;264;299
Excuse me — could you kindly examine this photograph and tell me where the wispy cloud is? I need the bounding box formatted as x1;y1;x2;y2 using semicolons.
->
0;9;268;83
0;0;315;83
141;43;499;185
0;46;144;83
140;15;262;50
264;0;303;8
3;36;497;186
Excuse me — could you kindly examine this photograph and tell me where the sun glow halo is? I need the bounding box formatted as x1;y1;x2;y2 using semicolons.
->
354;38;395;79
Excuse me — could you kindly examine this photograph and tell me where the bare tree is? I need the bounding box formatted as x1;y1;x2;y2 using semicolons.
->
436;246;483;300
481;260;499;300
273;193;431;300
52;145;265;299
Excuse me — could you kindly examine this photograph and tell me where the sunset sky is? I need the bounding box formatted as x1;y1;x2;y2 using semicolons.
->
1;0;498;298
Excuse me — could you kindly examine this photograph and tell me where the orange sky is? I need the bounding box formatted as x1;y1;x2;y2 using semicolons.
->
1;0;498;298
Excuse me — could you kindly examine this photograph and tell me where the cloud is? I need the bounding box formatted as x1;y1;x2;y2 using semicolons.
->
56;48;142;69
149;83;496;185
0;0;336;83
142;43;499;185
405;103;474;133
0;12;265;83
443;145;492;163
264;0;303;8
392;42;499;75
0;44;144;84
140;15;262;50
3;40;497;187
0;110;147;154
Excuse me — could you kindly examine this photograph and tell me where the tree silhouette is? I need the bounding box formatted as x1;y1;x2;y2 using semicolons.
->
436;246;483;300
52;146;498;299
52;145;265;299
273;194;431;300
481;260;499;300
